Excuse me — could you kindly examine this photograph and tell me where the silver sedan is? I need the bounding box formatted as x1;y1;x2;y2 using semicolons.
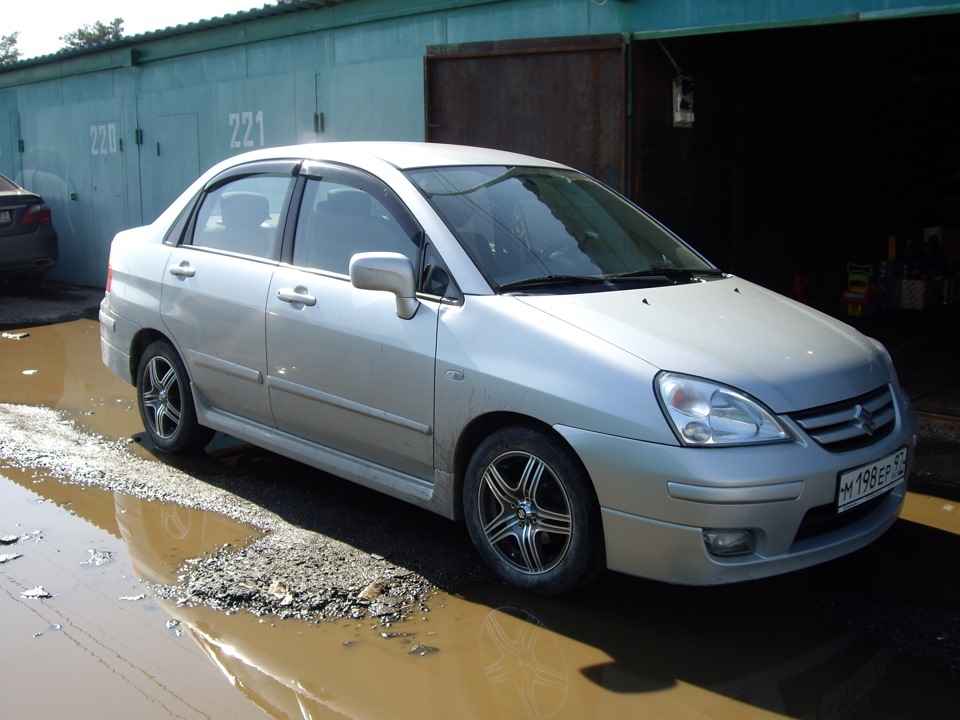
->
100;142;917;594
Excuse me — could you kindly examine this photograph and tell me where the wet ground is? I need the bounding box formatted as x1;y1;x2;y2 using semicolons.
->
2;283;960;719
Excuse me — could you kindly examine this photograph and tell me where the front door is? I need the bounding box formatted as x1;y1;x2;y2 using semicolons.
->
266;166;437;480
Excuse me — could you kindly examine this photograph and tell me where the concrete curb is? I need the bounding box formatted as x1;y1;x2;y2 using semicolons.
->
917;412;960;435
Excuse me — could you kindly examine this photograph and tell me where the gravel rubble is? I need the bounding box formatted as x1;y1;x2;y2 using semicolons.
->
0;402;449;624
910;423;960;502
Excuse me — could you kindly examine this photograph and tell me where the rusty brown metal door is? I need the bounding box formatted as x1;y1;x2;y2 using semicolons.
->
425;35;627;191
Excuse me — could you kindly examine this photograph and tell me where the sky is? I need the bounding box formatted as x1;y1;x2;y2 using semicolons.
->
5;1;269;60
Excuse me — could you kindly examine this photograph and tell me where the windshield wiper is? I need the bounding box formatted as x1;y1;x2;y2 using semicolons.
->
497;275;608;292
499;268;725;292
608;267;725;282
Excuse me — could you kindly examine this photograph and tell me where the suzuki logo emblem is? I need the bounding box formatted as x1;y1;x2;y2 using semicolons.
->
853;405;876;436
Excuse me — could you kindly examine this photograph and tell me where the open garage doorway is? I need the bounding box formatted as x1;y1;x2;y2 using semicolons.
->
633;14;960;313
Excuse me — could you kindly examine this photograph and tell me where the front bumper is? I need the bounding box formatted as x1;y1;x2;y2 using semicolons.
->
555;396;918;585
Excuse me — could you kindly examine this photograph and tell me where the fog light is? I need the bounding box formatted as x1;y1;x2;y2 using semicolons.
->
703;529;755;556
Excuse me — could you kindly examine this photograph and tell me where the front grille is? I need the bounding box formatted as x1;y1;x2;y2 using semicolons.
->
789;385;896;452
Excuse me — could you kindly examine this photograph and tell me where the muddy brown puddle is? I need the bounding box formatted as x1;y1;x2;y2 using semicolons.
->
3;319;960;719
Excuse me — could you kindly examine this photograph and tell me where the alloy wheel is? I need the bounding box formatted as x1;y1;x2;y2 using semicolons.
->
141;356;183;440
476;450;573;575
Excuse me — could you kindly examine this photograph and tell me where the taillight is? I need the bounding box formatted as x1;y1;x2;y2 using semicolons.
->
22;203;52;224
105;263;113;293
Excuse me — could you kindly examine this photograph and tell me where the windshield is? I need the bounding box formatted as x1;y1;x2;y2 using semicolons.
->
404;165;715;290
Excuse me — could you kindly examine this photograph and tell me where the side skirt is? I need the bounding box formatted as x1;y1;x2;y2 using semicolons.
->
192;387;457;519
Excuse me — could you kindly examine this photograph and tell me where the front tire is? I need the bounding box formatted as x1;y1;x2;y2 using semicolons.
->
136;340;213;453
464;426;605;594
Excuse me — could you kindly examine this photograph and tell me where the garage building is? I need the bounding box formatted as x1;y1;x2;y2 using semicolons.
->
1;0;958;315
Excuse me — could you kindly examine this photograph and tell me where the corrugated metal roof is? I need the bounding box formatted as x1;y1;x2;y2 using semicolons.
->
1;0;346;70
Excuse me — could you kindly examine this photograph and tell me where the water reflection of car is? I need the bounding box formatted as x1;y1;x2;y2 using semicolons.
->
0;172;59;289
115;493;909;720
100;142;917;595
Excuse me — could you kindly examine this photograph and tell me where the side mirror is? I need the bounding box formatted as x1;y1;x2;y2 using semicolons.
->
349;252;420;319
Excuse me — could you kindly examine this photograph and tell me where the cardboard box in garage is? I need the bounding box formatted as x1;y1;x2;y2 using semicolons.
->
898;278;940;309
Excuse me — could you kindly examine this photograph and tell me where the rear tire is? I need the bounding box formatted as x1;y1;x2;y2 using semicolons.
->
136;340;213;453
464;426;605;595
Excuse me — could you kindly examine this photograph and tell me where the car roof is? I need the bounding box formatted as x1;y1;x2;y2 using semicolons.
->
224;141;571;173
153;141;574;232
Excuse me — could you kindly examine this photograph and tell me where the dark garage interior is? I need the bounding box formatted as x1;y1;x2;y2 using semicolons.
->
634;14;960;316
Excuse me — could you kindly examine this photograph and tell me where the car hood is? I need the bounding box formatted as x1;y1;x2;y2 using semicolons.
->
514;276;893;413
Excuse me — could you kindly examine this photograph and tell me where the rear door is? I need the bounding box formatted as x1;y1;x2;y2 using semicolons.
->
161;160;297;426
266;164;438;480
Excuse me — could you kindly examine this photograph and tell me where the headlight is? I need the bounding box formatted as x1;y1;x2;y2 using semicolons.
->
656;372;791;447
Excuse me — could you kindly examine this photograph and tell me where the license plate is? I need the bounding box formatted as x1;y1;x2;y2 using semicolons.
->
0;210;10;225
837;447;907;512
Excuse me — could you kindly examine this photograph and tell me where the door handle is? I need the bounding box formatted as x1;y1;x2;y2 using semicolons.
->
277;287;317;307
168;262;195;278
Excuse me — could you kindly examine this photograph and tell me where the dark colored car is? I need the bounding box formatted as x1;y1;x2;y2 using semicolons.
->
0;173;58;289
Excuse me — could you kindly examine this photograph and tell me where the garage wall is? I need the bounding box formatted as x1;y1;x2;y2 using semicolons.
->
0;113;19;180
2;0;960;290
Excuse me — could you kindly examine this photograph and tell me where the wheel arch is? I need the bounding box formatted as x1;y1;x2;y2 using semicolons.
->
452;411;598;519
129;327;177;381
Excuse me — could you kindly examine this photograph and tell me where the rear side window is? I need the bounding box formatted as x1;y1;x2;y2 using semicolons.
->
190;174;293;259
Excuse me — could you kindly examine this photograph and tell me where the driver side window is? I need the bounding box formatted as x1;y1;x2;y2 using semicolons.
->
293;176;420;275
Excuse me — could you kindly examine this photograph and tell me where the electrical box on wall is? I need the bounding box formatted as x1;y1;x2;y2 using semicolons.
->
673;75;694;128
